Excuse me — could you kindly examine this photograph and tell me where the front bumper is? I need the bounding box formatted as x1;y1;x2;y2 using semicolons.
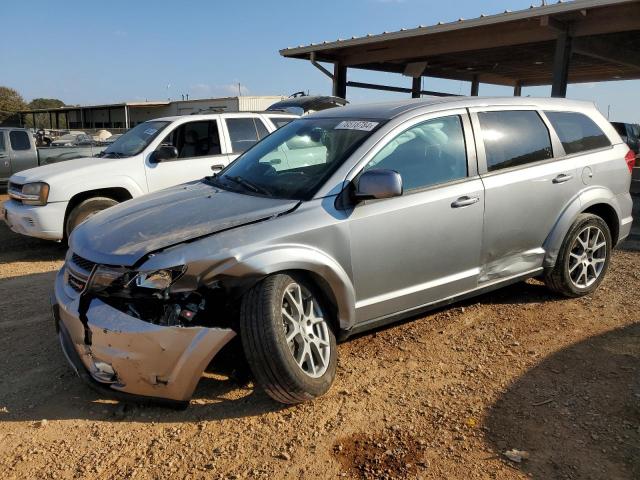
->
53;267;236;403
2;199;67;241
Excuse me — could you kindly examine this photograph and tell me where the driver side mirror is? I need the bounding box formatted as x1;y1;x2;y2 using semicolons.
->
353;169;403;201
150;145;178;163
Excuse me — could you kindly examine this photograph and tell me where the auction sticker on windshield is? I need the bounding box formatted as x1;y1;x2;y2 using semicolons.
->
335;121;379;131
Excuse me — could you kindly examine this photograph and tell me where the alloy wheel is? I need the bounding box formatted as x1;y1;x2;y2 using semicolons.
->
281;282;331;378
568;225;608;289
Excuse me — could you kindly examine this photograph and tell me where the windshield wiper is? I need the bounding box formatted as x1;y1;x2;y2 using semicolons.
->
224;175;272;196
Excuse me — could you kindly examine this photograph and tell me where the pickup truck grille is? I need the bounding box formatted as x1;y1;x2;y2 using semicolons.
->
7;181;22;193
7;182;24;203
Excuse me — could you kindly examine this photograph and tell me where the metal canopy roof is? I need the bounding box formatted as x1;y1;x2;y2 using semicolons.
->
281;0;640;89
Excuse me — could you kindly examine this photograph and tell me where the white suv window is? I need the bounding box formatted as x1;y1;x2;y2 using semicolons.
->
226;118;262;153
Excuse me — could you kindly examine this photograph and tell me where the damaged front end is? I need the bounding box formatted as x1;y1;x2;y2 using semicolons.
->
54;251;237;404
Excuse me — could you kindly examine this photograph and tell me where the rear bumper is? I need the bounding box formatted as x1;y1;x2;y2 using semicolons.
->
617;192;634;244
2;199;67;240
53;267;236;403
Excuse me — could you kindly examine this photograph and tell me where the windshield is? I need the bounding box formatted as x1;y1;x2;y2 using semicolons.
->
214;117;383;200
102;121;170;157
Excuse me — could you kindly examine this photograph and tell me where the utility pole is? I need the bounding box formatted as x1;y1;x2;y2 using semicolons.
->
238;82;242;97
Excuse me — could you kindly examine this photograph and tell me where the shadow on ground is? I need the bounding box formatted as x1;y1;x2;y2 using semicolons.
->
486;322;640;479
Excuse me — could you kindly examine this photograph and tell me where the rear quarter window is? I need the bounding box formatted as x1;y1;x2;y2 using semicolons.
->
545;111;611;155
9;131;31;151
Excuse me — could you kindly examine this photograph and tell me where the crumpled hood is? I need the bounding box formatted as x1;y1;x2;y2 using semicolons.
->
70;181;299;266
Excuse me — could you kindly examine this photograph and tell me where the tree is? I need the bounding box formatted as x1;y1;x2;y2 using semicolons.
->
0;86;26;126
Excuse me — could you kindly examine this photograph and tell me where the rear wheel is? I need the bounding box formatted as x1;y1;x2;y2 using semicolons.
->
544;213;612;297
240;273;337;404
65;197;118;238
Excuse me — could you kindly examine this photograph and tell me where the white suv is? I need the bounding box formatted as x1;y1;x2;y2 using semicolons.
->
2;112;296;240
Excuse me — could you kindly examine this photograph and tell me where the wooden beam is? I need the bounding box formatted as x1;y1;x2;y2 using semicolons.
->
411;77;421;98
514;81;522;96
346;81;459;97
310;52;334;79
551;32;572;97
470;75;479;96
572;37;640;70
340;22;558;66
333;63;347;98
539;15;568;33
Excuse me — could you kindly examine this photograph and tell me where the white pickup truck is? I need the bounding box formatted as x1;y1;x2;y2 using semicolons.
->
2;112;296;241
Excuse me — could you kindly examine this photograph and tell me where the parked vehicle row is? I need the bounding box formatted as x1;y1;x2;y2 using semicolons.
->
2;111;296;240
37;97;632;407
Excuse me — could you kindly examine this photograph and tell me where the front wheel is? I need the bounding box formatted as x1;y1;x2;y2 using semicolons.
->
544;213;612;297
240;274;337;404
65;197;118;238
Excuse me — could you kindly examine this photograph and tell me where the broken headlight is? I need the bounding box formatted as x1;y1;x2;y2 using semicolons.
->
133;267;185;290
87;265;185;294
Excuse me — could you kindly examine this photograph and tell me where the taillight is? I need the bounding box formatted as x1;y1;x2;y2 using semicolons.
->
625;149;636;173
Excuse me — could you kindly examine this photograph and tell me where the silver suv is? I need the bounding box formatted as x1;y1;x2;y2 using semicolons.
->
53;97;634;407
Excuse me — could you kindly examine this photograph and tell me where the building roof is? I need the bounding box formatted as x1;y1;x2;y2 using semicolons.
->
281;0;640;87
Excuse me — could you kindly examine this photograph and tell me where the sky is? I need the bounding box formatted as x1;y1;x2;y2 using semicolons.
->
1;0;638;123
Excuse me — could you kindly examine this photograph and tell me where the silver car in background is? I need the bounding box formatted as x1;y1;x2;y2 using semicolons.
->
53;97;634;407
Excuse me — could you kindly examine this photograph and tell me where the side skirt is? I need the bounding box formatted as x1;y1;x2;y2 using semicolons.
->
341;268;543;340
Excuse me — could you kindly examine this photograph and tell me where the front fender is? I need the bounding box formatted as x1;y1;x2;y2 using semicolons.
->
60;175;146;203
204;244;356;331
543;186;624;267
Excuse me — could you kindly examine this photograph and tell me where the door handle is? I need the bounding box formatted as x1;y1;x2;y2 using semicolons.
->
552;173;573;184
0;154;7;159
451;196;480;208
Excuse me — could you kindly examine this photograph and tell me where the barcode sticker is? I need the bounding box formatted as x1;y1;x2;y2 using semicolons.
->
335;121;379;131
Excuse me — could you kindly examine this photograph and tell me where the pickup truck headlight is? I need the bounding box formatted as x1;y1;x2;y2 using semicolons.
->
20;182;50;206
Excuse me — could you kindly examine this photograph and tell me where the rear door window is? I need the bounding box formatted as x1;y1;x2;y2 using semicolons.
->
226;117;261;153
478;110;553;172
545;111;611;155
269;117;295;129
255;119;270;139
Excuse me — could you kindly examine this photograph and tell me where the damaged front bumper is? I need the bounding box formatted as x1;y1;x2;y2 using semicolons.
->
53;267;236;404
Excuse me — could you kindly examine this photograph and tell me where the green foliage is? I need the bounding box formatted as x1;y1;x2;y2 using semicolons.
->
0;86;26;126
26;97;68;129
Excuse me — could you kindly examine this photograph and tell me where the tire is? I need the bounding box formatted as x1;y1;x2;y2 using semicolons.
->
239;273;337;404
544;213;612;298
65;197;119;238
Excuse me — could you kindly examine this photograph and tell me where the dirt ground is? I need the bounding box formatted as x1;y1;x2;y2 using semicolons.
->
0;193;638;480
